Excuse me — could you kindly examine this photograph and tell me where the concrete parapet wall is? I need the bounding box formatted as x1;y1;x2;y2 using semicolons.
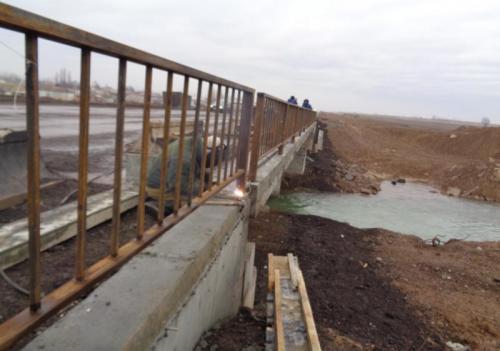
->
24;197;250;351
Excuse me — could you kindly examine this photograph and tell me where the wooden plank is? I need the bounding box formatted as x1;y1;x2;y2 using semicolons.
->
242;243;256;308
268;253;274;293
0;3;254;93
274;269;285;351
297;270;322;351
243;266;257;309
272;256;291;278
287;253;299;289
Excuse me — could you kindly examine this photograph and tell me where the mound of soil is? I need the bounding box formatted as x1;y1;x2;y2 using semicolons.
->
281;122;380;195
322;113;500;202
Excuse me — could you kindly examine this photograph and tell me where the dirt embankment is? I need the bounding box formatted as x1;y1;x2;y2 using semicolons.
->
281;121;381;195
322;113;500;202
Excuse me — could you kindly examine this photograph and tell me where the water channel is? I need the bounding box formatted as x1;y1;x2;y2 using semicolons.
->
268;181;500;242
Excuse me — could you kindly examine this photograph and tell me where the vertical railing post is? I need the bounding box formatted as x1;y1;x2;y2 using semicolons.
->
137;66;153;232
236;90;254;190
230;89;241;176
248;93;264;182
110;59;127;254
25;33;41;311
278;103;288;155
174;75;189;214
224;87;235;180
291;107;297;143
217;87;229;184
199;82;213;195
75;48;91;280
187;78;202;206
157;71;173;222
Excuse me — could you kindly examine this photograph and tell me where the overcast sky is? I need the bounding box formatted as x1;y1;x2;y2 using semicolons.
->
2;0;500;122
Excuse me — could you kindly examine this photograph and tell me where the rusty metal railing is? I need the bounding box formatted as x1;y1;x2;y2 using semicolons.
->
0;3;254;349
0;4;319;349
248;93;317;181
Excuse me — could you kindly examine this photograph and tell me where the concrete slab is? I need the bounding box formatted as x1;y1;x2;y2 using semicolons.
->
0;189;138;269
23;198;249;351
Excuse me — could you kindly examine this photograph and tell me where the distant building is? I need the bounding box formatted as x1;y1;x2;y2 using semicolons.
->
163;91;192;109
39;89;76;101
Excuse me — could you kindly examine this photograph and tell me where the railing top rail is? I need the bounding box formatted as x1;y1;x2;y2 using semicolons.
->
0;3;254;92
257;92;316;112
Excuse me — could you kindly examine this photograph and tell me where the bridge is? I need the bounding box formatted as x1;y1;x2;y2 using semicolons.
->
0;4;321;350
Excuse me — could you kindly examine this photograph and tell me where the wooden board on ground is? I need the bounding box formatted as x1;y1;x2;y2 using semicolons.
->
267;253;322;351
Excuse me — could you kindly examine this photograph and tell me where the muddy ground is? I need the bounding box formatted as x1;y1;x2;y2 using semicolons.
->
196;211;500;351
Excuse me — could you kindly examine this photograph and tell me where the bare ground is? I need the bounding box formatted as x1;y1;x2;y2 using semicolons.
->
321;113;500;202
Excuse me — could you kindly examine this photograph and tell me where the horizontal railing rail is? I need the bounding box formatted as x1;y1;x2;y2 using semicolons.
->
248;93;317;181
0;4;317;350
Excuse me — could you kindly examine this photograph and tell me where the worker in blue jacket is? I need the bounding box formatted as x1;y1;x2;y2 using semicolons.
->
302;99;312;110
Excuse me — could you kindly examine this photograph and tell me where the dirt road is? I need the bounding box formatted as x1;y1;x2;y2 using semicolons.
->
321;113;500;202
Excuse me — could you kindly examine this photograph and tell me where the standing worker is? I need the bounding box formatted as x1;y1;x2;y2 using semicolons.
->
302;99;312;110
287;95;298;105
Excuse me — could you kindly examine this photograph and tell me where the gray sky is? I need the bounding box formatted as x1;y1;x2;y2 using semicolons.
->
2;0;500;122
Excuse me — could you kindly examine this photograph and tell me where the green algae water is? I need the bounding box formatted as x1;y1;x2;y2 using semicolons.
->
268;181;500;242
